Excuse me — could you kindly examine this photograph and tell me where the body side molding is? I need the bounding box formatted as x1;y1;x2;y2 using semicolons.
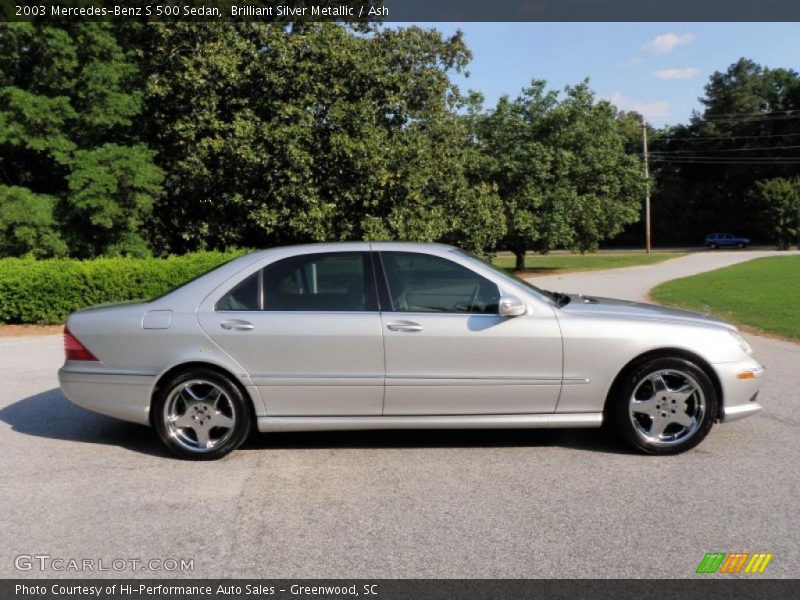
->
257;413;603;432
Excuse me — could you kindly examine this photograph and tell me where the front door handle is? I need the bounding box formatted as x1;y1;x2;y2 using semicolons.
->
386;321;423;333
220;319;254;331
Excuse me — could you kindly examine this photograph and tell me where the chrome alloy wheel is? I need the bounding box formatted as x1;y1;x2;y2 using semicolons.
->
163;379;237;453
628;369;706;446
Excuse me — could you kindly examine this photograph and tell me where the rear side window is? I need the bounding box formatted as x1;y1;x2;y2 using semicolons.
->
263;252;377;312
216;272;259;311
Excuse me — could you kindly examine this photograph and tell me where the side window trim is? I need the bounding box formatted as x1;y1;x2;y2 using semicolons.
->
371;251;394;312
257;267;265;311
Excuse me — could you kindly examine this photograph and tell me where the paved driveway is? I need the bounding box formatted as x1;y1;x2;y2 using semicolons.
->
1;252;798;579
527;249;800;301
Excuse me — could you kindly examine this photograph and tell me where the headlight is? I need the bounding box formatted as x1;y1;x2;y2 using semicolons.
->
728;330;753;355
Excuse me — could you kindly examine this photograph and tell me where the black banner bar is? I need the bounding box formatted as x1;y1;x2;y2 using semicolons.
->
3;0;800;22
4;580;800;600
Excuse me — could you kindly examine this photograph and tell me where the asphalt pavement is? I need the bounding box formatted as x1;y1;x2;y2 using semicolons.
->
1;250;797;578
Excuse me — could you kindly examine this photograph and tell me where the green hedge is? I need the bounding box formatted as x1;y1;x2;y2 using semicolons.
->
0;251;247;324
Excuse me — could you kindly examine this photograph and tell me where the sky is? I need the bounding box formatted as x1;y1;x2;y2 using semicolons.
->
412;22;800;126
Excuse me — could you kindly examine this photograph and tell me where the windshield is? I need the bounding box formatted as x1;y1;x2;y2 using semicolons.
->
452;250;557;304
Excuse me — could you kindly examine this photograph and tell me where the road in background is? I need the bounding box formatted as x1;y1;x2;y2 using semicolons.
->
1;252;798;578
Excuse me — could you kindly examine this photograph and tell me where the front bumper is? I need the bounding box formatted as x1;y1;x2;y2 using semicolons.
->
58;366;154;425
714;357;764;423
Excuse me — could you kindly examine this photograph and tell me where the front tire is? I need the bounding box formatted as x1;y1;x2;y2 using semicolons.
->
153;368;252;460
610;357;718;455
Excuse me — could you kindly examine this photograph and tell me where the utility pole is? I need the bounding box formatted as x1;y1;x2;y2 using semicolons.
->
642;121;651;254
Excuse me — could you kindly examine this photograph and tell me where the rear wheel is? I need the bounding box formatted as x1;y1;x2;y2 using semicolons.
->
153;368;251;460
736;242;745;249
610;357;718;455
709;243;718;250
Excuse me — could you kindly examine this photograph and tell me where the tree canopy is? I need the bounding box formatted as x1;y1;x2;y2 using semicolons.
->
632;58;800;247
1;25;797;259
473;81;646;267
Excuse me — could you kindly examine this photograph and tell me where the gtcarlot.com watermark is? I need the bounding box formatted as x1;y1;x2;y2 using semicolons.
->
15;554;194;573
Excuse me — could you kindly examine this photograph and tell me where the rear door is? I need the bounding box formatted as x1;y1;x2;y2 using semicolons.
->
376;250;562;415
198;250;385;416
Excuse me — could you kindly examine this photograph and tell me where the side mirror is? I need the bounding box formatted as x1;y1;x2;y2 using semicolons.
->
498;295;526;317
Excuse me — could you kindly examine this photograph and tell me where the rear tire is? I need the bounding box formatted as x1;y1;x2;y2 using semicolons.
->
609;357;718;455
709;243;717;250
153;368;252;460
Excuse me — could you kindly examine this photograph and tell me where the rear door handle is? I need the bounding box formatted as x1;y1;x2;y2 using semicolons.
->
220;319;254;331
386;321;423;333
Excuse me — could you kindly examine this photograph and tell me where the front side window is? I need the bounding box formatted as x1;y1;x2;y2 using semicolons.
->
380;252;500;314
263;252;377;311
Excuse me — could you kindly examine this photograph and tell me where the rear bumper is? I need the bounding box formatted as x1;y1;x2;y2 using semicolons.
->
58;367;154;425
714;357;764;423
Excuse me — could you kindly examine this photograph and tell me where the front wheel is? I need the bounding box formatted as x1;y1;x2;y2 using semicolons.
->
153;368;252;460
709;243;718;250
609;357;718;455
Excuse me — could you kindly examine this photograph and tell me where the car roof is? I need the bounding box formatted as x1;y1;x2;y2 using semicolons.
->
245;240;459;260
155;241;463;307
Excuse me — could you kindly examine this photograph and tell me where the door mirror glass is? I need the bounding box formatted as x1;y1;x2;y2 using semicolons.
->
498;295;526;317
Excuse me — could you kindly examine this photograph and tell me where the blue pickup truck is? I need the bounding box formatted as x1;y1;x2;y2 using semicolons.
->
705;233;750;249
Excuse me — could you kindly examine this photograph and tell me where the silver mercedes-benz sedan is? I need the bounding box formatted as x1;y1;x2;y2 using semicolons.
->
59;242;764;459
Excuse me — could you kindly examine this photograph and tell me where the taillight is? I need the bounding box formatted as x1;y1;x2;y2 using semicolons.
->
63;326;99;361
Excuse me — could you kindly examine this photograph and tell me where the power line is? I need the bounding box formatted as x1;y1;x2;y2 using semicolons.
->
692;108;800;119
651;132;800;143
650;144;800;154
652;154;800;162
650;157;800;164
651;155;800;160
693;113;800;124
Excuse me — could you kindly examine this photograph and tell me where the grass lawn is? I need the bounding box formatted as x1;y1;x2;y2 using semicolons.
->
651;255;800;341
492;252;685;274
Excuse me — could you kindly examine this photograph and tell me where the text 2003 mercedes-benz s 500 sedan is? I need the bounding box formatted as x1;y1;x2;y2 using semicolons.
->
59;242;764;460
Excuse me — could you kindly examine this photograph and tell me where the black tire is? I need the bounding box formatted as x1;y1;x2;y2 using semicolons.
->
709;243;717;250
736;242;744;249
609;357;718;455
153;368;252;460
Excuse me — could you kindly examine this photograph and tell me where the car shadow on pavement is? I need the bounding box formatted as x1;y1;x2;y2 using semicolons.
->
2;389;635;457
0;388;170;458
242;427;635;455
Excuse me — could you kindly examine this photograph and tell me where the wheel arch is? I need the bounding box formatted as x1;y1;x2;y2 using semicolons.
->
603;348;723;421
149;361;260;427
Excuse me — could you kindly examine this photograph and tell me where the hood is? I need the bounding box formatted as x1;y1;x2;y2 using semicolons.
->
558;294;734;330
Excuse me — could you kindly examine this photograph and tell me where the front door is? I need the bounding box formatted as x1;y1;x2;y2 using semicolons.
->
377;251;563;415
198;251;384;416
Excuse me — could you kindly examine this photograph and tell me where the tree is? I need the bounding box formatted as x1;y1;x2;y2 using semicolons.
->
640;58;800;247
66;144;164;257
129;23;505;255
0;23;161;257
752;177;800;249
475;81;646;269
0;186;66;257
